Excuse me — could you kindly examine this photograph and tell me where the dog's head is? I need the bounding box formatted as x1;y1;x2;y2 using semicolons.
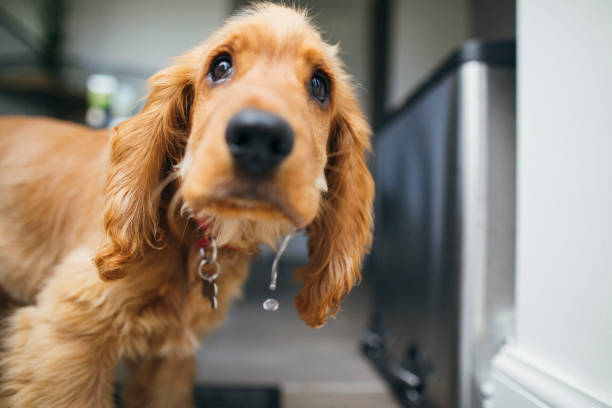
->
94;3;373;327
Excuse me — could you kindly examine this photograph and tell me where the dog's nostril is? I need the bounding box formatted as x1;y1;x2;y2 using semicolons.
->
235;131;250;147
225;108;294;176
270;138;289;155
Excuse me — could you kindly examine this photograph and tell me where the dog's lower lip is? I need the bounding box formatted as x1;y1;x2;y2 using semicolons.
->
193;180;307;228
195;195;305;228
226;196;268;208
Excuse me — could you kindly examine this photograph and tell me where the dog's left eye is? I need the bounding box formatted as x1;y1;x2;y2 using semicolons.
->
309;71;329;103
209;54;233;82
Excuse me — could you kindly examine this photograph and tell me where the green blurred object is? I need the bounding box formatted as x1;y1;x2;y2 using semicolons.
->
86;74;117;128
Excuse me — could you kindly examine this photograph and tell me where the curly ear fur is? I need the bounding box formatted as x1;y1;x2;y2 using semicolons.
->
94;56;197;280
294;89;374;328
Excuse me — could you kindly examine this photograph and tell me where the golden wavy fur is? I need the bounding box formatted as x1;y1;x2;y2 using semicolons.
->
0;3;373;407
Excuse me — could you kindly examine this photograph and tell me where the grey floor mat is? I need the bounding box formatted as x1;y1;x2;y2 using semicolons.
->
115;385;280;408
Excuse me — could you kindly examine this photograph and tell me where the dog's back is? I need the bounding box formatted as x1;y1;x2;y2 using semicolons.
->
0;117;109;303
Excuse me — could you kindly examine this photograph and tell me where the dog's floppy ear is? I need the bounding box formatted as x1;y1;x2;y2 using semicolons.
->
294;85;374;328
94;55;197;280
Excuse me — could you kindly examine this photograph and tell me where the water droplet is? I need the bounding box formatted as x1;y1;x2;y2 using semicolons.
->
263;298;279;312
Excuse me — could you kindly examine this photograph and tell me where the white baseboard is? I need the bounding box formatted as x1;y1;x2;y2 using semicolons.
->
491;346;611;408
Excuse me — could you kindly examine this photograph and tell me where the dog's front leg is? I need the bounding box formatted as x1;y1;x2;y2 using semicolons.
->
120;355;195;408
0;305;118;408
0;252;118;408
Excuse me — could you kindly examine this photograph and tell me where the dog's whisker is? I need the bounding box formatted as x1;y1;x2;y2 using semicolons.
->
325;149;350;158
153;171;180;203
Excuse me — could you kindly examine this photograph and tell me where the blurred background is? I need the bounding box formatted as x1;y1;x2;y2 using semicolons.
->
1;1;610;408
0;0;514;127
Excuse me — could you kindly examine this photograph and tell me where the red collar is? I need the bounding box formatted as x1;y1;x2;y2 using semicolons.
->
196;217;213;249
196;217;235;250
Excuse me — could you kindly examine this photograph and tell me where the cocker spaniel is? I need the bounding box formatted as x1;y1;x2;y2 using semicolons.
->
0;3;373;407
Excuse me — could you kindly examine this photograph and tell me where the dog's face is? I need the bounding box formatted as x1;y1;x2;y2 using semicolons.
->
95;4;374;327
181;7;337;229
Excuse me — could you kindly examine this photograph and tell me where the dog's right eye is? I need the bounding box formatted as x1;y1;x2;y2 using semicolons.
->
209;54;233;83
309;71;329;104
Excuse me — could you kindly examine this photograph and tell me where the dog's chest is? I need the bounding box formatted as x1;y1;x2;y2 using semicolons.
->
121;251;251;359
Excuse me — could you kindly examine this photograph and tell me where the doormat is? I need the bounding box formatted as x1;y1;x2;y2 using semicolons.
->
115;385;280;408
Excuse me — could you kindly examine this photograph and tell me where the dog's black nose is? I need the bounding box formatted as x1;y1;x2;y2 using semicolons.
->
226;108;294;176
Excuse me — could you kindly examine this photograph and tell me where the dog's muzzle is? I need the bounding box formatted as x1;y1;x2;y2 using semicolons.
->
225;108;294;176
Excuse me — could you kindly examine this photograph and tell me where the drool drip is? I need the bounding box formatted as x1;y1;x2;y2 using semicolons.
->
263;228;297;311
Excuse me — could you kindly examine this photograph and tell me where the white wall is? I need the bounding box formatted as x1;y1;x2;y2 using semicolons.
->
387;0;469;109
386;0;518;110
0;0;45;55
469;0;515;40
63;0;230;75
288;0;372;120
493;0;612;406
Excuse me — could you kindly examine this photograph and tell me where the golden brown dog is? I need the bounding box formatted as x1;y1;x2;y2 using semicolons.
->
0;3;373;407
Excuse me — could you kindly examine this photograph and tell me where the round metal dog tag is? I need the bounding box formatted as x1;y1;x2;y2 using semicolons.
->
262;298;279;312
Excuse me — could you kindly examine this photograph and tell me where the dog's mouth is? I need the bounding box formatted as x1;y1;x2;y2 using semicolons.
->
193;178;306;228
